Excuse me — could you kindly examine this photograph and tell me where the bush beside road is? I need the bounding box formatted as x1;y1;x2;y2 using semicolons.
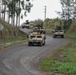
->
0;19;28;51
0;36;27;51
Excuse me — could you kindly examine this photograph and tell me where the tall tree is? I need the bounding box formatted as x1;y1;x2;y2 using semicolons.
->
60;0;76;29
0;0;33;26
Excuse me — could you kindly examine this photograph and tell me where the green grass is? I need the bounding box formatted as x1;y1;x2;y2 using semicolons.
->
0;35;27;50
4;40;27;48
65;32;76;39
40;33;76;75
40;59;76;75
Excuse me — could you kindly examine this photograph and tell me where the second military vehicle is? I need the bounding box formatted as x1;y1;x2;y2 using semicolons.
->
53;26;64;38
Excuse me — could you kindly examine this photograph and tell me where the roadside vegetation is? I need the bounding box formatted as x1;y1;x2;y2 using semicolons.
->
0;19;27;50
43;18;61;34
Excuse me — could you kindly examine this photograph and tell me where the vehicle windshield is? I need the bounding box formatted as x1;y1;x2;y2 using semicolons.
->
37;36;42;38
55;30;63;32
30;36;35;39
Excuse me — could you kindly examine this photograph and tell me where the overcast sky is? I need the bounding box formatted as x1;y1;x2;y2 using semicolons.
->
21;0;62;24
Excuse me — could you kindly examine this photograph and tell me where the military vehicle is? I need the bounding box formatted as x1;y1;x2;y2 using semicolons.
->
53;26;64;38
22;23;34;29
28;23;46;46
33;28;46;39
28;31;46;46
21;21;33;29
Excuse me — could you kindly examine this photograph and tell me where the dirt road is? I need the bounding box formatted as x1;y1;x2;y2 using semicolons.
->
0;28;70;75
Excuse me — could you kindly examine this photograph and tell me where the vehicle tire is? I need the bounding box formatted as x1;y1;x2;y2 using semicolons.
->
39;42;42;46
53;35;56;38
61;35;64;38
28;42;31;46
43;41;45;45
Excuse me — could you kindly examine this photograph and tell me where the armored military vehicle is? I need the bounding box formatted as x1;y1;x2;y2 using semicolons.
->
53;26;64;38
33;28;46;39
28;31;46;46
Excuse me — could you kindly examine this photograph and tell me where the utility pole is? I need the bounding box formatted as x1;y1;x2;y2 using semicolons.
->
44;6;47;20
44;6;47;29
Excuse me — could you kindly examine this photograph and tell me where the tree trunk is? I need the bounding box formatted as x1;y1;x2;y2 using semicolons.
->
16;15;18;27
8;11;10;24
18;0;20;26
4;4;6;21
